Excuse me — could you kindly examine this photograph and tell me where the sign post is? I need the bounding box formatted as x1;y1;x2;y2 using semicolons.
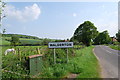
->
67;48;68;63
48;42;73;64
54;48;56;64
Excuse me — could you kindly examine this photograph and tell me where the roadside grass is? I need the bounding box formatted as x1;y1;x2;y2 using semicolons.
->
40;46;100;78
109;45;120;51
75;46;100;78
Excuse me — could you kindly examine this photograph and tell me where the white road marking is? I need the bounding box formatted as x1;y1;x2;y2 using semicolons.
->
93;48;100;61
99;46;118;56
106;50;112;53
93;48;104;78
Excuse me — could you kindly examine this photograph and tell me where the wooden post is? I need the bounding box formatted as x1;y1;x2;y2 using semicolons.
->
67;48;69;63
18;48;21;61
54;48;56;64
36;47;40;54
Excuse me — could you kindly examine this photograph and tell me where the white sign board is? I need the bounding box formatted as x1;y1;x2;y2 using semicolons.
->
48;42;73;48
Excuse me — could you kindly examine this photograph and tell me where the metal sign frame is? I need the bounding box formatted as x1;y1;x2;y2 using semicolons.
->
48;42;73;64
48;42;73;48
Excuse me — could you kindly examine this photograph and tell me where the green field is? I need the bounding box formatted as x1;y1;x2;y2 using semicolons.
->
2;36;56;46
2;37;43;45
2;45;100;78
0;38;10;45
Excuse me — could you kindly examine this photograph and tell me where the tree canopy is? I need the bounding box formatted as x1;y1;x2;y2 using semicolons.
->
94;30;111;44
11;35;20;46
73;21;98;46
116;30;120;42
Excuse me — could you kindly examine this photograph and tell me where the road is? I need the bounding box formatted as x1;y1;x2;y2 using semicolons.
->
93;45;118;78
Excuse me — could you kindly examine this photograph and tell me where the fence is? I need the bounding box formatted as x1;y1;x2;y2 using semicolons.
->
2;45;85;78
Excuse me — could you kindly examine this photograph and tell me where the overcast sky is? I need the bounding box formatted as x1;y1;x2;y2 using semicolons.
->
2;2;118;39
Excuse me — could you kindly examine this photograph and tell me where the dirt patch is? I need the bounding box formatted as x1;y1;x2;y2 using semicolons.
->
62;73;78;80
67;73;78;78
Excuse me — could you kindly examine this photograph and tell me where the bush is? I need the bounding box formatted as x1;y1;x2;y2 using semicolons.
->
113;41;120;45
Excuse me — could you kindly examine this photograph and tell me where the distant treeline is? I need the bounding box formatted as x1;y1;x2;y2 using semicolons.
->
2;34;41;40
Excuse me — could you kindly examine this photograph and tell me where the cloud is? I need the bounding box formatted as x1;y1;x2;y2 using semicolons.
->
5;3;41;22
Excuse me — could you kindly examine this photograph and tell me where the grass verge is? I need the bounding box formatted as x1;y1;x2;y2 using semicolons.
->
40;46;100;78
75;46;100;78
109;45;120;51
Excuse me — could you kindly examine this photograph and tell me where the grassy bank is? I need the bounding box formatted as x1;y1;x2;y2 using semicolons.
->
40;46;100;78
75;46;100;78
109;45;120;51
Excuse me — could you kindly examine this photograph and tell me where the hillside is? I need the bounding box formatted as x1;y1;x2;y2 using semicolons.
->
2;34;40;40
1;34;55;46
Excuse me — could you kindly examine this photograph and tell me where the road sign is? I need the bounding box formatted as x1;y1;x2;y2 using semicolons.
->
48;42;73;64
48;42;73;48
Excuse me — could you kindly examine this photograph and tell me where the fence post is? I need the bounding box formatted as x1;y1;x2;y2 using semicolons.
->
18;48;21;61
66;48;69;63
36;47;40;54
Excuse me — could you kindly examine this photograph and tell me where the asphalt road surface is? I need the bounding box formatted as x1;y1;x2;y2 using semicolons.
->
93;45;118;78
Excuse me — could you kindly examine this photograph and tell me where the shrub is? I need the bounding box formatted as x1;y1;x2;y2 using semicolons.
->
68;62;83;74
52;64;67;78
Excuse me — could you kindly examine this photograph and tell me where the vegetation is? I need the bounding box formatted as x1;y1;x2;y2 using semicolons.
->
109;45;120;51
76;46;100;78
116;30;120;42
0;38;10;45
94;30;112;45
2;34;40;40
73;21;98;46
19;39;42;46
11;35;20;46
0;0;6;23
108;42;120;50
1;20;116;78
1;34;57;46
2;29;6;34
2;45;100;78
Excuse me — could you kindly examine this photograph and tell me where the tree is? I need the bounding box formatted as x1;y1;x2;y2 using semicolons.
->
41;38;51;45
0;1;6;34
0;1;6;24
11;35;19;46
70;36;80;45
2;28;6;34
116;30;120;42
73;21;98;46
94;30;112;44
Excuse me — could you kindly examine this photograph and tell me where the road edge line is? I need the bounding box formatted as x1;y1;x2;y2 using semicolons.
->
92;48;100;61
92;47;102;78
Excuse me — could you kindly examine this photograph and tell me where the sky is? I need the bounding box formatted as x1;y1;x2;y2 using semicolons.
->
2;2;118;39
